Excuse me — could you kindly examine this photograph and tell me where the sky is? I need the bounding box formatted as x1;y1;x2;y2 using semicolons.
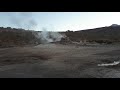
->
0;12;120;31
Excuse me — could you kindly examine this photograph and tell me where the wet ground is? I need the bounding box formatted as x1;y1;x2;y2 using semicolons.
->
0;44;120;78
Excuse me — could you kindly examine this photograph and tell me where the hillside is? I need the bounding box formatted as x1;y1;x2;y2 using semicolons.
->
63;24;120;43
1;24;120;47
0;27;41;47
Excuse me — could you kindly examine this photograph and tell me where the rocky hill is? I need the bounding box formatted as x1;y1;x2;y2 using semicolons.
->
1;24;120;47
0;27;41;47
63;24;120;44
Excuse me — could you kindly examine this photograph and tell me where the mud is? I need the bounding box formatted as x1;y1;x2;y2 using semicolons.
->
0;44;120;78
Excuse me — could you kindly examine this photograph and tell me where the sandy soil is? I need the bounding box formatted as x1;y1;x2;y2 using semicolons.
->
0;43;120;78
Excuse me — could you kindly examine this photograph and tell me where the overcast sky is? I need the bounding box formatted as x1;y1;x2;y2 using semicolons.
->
0;12;120;31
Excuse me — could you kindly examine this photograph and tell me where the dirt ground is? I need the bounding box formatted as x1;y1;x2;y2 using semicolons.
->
0;43;120;78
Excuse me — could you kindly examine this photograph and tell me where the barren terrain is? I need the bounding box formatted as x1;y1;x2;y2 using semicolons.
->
0;44;120;78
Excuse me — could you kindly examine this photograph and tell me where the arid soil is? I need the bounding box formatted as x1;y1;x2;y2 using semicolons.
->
0;44;120;78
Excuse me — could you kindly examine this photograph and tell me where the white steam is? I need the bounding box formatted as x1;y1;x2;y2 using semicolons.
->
36;27;64;44
6;12;64;44
9;12;37;30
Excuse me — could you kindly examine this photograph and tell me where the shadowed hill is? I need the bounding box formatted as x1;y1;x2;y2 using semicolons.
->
1;25;120;48
0;27;41;47
62;25;120;44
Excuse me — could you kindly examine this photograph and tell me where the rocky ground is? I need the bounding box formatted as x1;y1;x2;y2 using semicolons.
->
0;43;120;78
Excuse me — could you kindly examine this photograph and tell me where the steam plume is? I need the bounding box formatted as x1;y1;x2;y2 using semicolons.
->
36;27;64;44
9;12;37;30
6;12;64;44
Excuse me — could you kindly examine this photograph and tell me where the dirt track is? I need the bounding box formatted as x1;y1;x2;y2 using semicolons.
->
0;44;120;78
